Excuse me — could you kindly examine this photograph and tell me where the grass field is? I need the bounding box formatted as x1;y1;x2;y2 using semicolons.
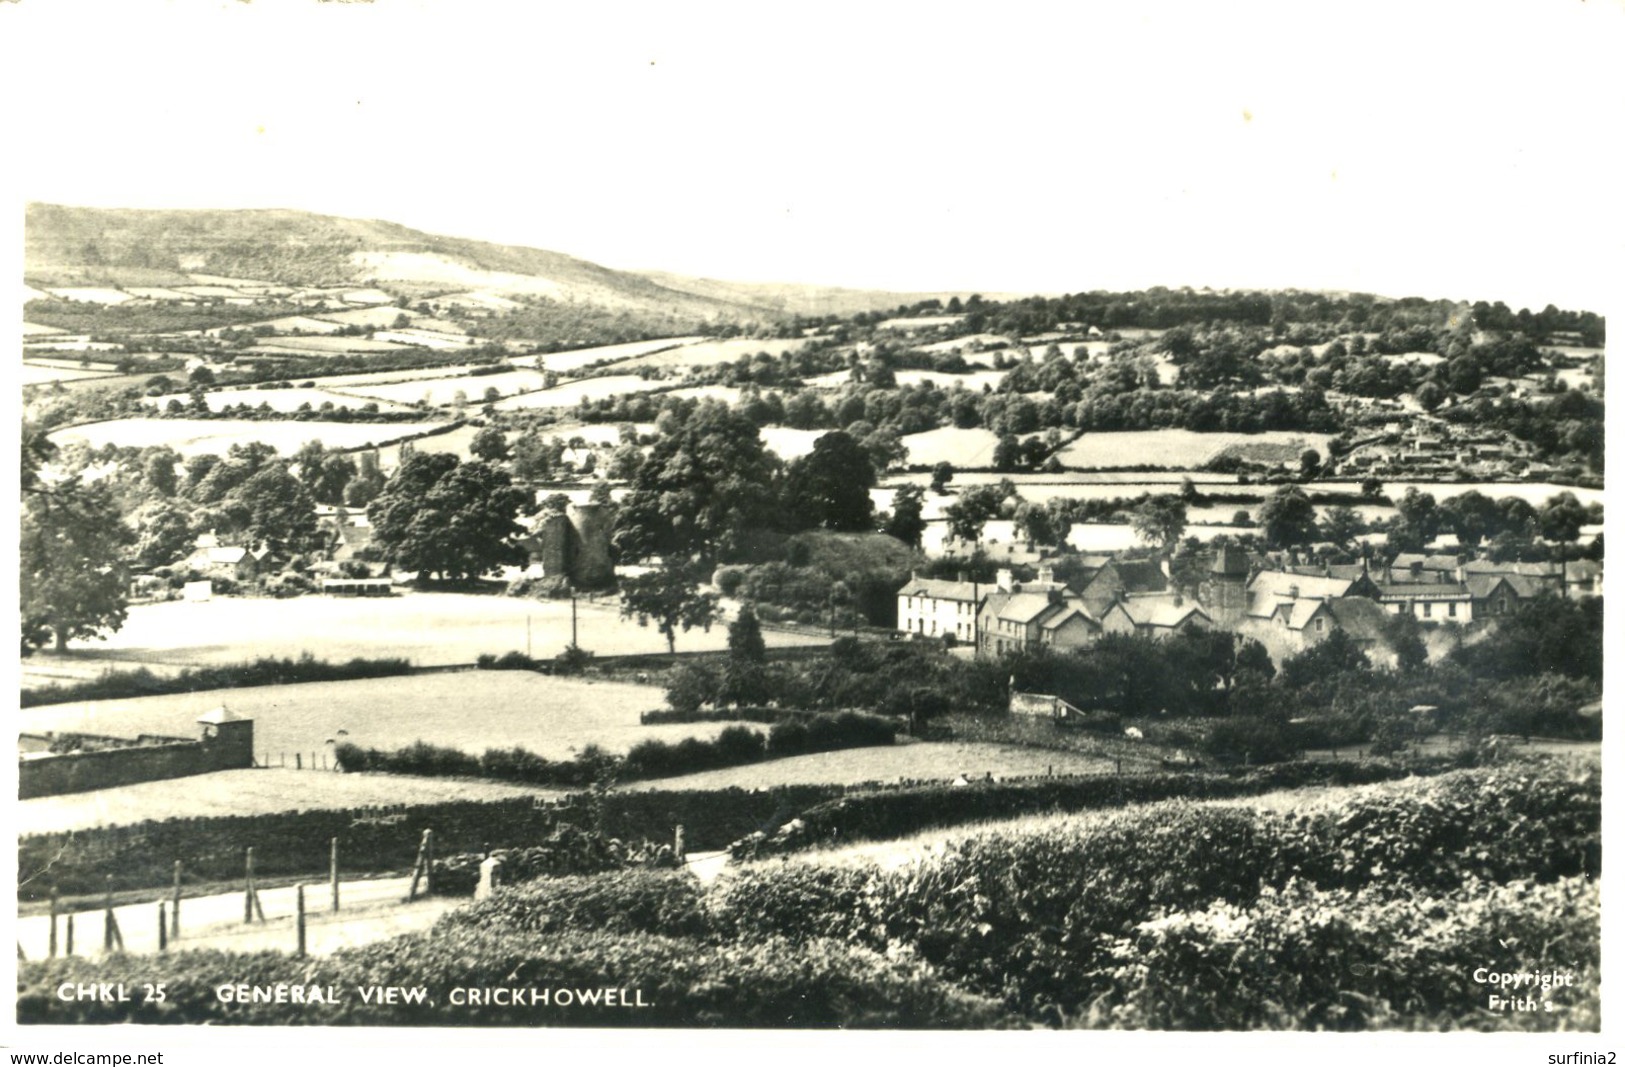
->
22;363;119;385
17;670;758;771
898;426;1002;467
47;418;449;457
1056;429;1334;469
623;740;1118;794
339;368;551;405
516;337;707;373
248;335;413;355
758;426;828;461
611;337;807;370
492;375;669;410
141;388;417;414
15;767;563;835
32;590;827;670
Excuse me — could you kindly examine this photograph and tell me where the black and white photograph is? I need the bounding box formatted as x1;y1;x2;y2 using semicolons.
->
3;0;1617;1058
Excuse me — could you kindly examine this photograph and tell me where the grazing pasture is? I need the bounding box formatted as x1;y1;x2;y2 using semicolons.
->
44;287;132;304
758;426;829;461
18;671;745;768
22;363;118;385
623;741;1116;793
47;590;827;669
47;418;449;458
15;768;562;835
22;321;69;336
511;337;706;373
611;337;809;370
247;334;414;355
340;368;552;406
897;426;1002;467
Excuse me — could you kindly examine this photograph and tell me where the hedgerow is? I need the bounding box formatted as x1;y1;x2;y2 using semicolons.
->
17;930;1009;1028
714;762;1600;1019
21;654;415;708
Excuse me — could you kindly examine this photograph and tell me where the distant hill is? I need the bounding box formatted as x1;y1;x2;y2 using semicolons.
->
24;204;969;323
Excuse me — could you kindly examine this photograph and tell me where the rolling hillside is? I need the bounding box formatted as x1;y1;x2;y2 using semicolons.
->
25;203;966;322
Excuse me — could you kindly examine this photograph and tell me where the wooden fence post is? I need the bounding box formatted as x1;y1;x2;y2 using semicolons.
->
103;875;123;952
408;829;433;901
157;904;167;953
244;847;266;923
296;753;302;770
65;915;74;957
172;861;182;940
296;885;306;958
48;890;58;959
330;837;340;913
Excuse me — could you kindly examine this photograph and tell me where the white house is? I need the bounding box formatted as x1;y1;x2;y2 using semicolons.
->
896;575;984;643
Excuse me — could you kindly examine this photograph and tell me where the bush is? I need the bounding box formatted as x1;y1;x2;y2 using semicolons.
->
17;931;1007;1028
438;868;707;937
1090;877;1599;1030
554;644;594;675
1204;715;1302;765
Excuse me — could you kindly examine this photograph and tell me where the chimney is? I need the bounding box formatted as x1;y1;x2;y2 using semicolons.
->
1289;584;1300;599
996;568;1014;592
1037;565;1055;585
1160;557;1172;578
1173;593;1183;607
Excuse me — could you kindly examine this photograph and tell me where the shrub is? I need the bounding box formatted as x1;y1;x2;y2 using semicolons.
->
438;868;708;937
1090;877;1599;1030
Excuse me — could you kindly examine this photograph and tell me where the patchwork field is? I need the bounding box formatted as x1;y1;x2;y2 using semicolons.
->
46;418;450;457
492;374;669;410
623;740;1117;793
19;672;748;769
44;287;132;304
1056;429;1334;469
32;590;827;670
15;768;562;834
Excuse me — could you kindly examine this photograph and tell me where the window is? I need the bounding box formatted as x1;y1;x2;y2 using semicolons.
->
1423;602;1432;618
1314;618;1325;633
1448;602;1457;618
1498;598;1508;615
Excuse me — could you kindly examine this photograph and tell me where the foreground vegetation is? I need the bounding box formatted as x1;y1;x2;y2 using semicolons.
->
18;756;1597;1029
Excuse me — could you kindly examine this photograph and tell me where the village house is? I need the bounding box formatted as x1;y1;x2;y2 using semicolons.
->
1079;558;1169;618
896;575;984;643
1098;593;1211;640
184;532;262;583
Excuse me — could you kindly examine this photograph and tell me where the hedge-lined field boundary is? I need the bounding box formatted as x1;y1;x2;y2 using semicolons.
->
21;654;414;708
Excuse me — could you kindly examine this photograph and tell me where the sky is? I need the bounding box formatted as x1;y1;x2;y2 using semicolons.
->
3;0;1623;312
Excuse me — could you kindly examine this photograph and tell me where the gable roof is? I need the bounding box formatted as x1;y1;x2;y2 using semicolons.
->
1112;594;1210;629
898;577;981;603
1376;582;1471;600
1040;604;1100;632
1246;570;1354;617
1464;574;1544;599
995;592;1065;625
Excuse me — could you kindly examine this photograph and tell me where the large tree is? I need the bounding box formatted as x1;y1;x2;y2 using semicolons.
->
1259;485;1319;548
1130;493;1188;549
612;401;780;565
619;562;720;654
232;462;322;555
367;453;534;580
783;431;876;532
884;483;927;548
21;477;135;653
